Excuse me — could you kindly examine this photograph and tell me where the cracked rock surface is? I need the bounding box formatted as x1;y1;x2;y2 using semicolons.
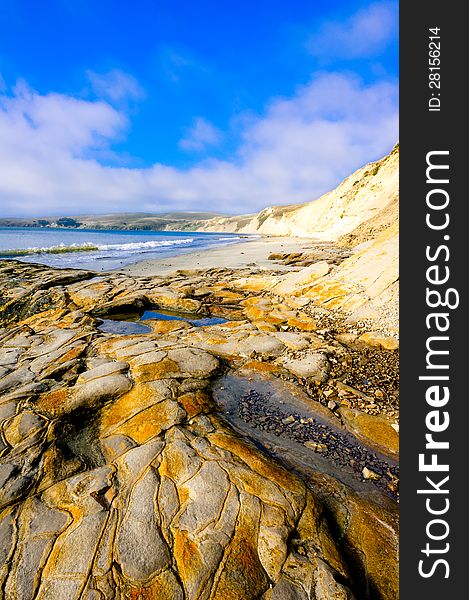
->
0;260;398;599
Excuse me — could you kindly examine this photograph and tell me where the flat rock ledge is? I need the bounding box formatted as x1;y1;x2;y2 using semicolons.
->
0;260;398;600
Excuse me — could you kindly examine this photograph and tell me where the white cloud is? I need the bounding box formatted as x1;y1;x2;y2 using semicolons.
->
87;69;145;102
179;117;223;152
0;72;397;217
307;2;398;60
0;79;127;165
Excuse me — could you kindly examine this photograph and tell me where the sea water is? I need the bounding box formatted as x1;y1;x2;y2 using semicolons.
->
0;227;245;271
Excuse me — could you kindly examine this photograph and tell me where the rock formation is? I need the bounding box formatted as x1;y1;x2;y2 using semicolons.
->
0;257;398;599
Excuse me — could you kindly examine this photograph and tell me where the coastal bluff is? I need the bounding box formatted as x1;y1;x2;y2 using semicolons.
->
175;144;399;242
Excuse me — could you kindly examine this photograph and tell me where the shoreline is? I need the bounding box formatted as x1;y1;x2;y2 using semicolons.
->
119;235;320;276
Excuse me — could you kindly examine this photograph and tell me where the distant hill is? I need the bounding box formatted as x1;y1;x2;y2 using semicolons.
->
0;211;226;231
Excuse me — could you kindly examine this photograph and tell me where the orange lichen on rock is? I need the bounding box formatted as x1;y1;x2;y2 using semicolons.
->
36;388;70;414
132;357;180;382
178;390;210;417
286;315;317;331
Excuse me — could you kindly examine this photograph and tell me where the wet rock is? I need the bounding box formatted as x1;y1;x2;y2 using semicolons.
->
146;319;192;334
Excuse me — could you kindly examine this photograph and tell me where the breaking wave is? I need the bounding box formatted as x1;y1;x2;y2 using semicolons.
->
97;239;194;251
0;238;196;258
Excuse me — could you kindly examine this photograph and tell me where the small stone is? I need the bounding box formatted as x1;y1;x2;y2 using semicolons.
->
282;415;296;425
362;466;380;480
304;441;327;453
327;400;337;411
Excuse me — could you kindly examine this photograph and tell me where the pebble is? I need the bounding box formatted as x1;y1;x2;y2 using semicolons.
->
362;466;381;480
304;441;328;453
236;388;399;498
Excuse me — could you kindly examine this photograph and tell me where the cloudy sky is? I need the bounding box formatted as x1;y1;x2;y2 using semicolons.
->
0;0;398;217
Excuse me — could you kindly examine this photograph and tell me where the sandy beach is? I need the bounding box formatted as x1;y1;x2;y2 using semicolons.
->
120;235;318;276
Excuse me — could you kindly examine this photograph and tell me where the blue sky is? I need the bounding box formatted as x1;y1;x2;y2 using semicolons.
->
0;0;398;216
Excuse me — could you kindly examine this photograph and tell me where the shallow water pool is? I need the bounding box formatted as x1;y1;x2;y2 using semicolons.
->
97;307;227;335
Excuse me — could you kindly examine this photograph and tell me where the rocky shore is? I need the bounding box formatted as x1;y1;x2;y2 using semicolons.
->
0;256;398;599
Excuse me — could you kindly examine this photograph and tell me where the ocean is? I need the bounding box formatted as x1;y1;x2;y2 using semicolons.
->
0;227;245;272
